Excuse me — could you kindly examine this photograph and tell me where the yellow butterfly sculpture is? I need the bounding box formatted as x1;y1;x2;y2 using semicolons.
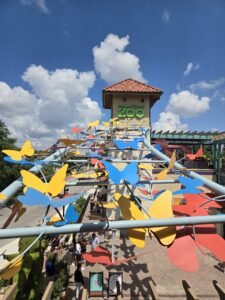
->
156;150;176;180
0;256;23;280
0;193;6;200
58;139;86;146
21;164;68;197
73;150;81;156
102;122;109;127
88;120;99;128
139;163;154;170
102;202;118;209
72;170;108;179
2;140;34;161
114;190;176;248
109;118;120;126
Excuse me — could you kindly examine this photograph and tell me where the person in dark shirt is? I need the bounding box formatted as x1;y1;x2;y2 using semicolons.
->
74;263;84;300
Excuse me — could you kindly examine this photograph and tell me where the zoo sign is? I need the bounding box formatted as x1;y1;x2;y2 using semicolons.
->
118;105;144;119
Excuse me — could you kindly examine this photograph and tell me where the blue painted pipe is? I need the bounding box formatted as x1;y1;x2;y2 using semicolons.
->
1;214;225;238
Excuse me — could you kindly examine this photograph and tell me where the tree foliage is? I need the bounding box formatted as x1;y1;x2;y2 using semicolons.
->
0;120;20;191
14;236;47;300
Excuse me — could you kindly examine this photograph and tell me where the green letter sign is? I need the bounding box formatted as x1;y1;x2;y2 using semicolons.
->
118;105;144;119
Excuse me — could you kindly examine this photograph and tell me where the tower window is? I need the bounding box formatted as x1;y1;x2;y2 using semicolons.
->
123;98;127;102
141;98;144;103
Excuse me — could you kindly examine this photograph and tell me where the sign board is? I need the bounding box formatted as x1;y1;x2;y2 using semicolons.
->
118;105;144;118
108;272;123;296
89;272;104;297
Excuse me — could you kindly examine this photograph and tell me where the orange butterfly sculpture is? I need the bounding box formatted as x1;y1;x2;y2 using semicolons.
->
186;147;203;160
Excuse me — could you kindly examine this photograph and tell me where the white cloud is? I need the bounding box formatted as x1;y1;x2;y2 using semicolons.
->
161;9;171;23
152;112;188;132
153;89;210;132
221;96;225;104
93;34;146;83
166;90;210;118
20;0;49;14
190;78;225;90
0;65;102;148
183;62;200;76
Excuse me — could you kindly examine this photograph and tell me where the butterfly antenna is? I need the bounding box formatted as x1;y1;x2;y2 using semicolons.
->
54;207;64;221
124;181;151;218
0;250;7;257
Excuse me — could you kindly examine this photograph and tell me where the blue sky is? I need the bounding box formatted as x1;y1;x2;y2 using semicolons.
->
0;0;225;146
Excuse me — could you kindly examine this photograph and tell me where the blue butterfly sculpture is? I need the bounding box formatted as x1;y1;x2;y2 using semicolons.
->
113;137;143;150
144;144;162;159
18;188;83;208
102;161;139;186
54;203;79;227
3;157;45;165
173;176;204;195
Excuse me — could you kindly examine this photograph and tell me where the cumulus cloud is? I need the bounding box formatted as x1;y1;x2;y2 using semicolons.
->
93;34;146;83
152;112;188;132
0;65;102;147
161;9;171;23
166;90;210;118
183;62;200;76
153;90;210;132
20;0;49;13
190;77;225;91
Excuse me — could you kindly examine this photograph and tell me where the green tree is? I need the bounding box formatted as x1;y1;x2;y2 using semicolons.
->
0;120;20;191
14;236;47;300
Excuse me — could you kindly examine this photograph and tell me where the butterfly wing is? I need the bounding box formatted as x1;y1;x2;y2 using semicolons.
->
186;153;196;160
0;256;23;280
128;138;139;150
196;147;203;157
167;231;198;272
113;139;126;150
4;156;34;165
174;176;204;195
0;193;6;200
50;193;83;208
88;120;99;127
21;170;47;194
114;193;146;248
18;188;50;206
65;204;79;222
148;190;176;246
54;204;78;227
122;162;139;186
139;163;153;170
102;161;122;184
48;164;68;197
168;150;176;170
2;149;22;161
71;127;83;133
155;168;169;180
102;122;109;127
21;140;34;157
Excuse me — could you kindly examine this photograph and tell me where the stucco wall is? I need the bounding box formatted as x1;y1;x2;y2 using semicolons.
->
112;95;150;128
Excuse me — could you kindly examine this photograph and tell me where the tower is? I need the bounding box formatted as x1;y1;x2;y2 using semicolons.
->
102;78;163;128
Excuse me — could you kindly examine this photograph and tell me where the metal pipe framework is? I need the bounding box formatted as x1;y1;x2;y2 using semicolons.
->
1;215;225;239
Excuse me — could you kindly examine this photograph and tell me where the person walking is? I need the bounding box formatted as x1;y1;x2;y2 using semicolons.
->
90;233;100;251
75;240;82;265
74;263;84;300
80;237;87;254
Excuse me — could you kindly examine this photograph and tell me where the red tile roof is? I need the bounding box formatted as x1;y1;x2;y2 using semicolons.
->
103;78;162;93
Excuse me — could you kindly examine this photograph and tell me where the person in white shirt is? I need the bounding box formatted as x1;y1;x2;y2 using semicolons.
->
75;240;82;265
90;233;100;251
